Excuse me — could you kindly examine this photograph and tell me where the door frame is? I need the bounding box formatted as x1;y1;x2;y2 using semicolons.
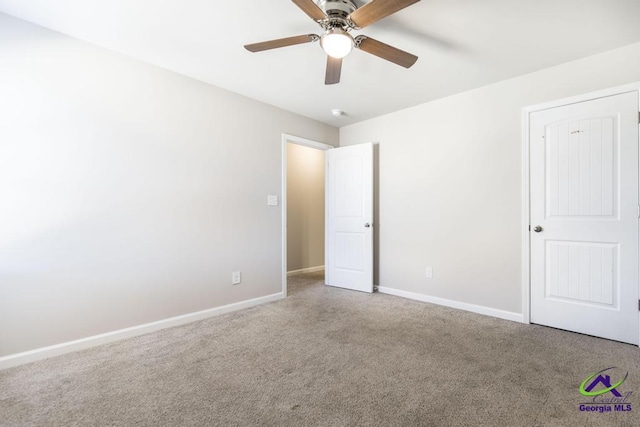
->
521;83;640;340
281;133;334;297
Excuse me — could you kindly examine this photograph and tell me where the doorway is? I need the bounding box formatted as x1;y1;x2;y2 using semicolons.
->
522;85;640;345
281;134;333;297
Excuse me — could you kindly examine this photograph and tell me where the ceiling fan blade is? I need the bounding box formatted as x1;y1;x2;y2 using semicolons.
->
244;34;319;52
350;0;420;28
325;56;342;85
291;0;327;21
355;36;418;68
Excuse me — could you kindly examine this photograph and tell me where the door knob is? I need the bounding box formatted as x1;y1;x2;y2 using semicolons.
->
533;225;543;232
364;223;371;228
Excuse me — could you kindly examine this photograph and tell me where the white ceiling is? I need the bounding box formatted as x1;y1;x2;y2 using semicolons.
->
2;0;640;126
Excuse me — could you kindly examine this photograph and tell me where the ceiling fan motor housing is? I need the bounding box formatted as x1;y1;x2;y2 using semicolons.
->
317;0;356;20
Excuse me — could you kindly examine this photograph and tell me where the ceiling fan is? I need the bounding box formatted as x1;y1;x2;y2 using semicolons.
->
244;0;421;85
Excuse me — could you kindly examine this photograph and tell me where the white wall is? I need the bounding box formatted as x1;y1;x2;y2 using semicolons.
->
0;14;338;357
286;143;325;272
340;42;640;315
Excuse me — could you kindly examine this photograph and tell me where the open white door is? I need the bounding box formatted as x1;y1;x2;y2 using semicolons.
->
326;143;373;293
529;91;639;344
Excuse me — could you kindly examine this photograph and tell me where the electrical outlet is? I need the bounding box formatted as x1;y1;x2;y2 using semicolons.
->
425;267;433;279
232;271;241;285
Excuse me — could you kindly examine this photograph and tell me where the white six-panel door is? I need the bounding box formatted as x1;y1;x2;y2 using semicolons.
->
326;143;374;293
530;91;639;344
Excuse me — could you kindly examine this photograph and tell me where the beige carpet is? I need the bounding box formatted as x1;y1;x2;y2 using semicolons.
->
1;272;639;426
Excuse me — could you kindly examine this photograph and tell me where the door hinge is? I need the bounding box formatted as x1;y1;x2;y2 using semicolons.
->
638;300;640;311
528;225;531;231
638;205;640;219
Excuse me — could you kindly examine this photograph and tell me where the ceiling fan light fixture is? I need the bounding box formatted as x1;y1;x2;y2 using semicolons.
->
321;29;353;59
246;0;422;84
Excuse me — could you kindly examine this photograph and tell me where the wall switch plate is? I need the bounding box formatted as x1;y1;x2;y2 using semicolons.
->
232;271;241;285
267;195;278;206
425;267;433;278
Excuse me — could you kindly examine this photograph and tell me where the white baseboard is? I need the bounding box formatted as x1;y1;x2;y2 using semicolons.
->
287;265;324;276
377;286;523;323
0;292;284;371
